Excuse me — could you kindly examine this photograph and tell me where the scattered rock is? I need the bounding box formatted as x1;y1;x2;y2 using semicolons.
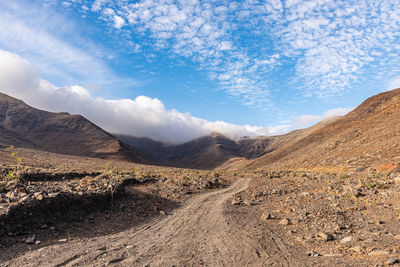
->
386;259;400;265
5;191;18;201
279;218;290;225
160;210;167;216
19;195;30;202
306;251;321;257
318;232;334;241
243;199;255;206
339;236;354;244
231;199;241;205
25;235;36;244
48;192;60;198
260;212;272;221
15;188;26;194
58;239;67;242
350;246;362;253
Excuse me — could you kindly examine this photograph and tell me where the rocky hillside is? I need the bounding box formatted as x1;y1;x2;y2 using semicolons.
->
117;126;325;169
248;88;400;170
118;132;240;169
0;92;145;162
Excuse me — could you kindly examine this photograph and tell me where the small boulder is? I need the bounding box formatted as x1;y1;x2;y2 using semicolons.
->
279;218;290;225
386;259;400;265
350;246;362;253
231;199;241;205
339;236;354;244
318;232;334;241
260;212;272;222
25;235;36;244
306;251;321;257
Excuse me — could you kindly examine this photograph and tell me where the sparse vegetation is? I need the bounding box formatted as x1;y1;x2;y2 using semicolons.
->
3;146;23;181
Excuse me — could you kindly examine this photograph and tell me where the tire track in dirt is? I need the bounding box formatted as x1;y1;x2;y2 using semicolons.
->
4;178;293;266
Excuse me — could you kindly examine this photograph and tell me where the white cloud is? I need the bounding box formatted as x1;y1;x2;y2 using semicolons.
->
113;15;126;29
88;0;277;108
273;0;400;97
387;76;400;91
0;1;137;90
0;50;285;144
84;0;400;102
91;0;108;12
290;107;351;130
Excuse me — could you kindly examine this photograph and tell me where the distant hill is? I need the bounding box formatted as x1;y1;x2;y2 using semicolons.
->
247;88;400;170
117;132;240;169
0;92;145;162
7;87;398;171
116;125;325;169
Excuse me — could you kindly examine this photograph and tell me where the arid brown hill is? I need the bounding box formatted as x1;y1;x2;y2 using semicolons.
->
118;132;240;169
0;92;145;162
247;88;400;171
117;127;323;169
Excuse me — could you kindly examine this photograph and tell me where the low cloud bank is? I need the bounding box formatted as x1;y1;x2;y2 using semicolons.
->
290;108;351;130
0;50;286;143
0;50;350;144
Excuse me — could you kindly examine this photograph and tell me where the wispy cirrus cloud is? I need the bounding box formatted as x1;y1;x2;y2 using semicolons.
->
275;0;400;97
86;0;281;108
79;0;400;102
0;0;138;90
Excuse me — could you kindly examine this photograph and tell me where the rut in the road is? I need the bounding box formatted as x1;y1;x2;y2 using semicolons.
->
4;178;290;267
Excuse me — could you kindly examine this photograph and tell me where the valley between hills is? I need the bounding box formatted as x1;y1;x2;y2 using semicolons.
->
1;89;400;266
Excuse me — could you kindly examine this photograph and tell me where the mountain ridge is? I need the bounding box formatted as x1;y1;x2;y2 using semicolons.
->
0;92;146;163
246;88;400;170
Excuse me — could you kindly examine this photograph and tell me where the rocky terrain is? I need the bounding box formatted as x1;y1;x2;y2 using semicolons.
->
1;89;400;266
0;146;229;264
3;162;400;266
247;88;400;171
230;169;400;266
0;93;145;163
116;124;324;169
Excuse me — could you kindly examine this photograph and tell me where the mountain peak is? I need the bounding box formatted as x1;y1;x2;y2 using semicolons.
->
0;92;145;162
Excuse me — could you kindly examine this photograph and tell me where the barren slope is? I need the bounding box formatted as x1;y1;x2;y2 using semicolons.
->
0;179;301;266
0;92;144;162
118;132;240;169
248;88;400;170
118;126;326;170
3;177;374;266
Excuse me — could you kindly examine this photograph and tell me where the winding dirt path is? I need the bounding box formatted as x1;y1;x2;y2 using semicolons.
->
4;178;294;266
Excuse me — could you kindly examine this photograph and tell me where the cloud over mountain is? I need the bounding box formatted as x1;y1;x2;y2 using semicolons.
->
0;50;287;143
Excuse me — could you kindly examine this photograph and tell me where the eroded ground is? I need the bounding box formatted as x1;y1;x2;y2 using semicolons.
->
1;147;400;266
232;170;400;266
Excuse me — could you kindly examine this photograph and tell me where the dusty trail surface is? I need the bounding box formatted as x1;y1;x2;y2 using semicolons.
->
4;178;277;266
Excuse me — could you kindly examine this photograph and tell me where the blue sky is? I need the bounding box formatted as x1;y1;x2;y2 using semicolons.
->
0;0;399;143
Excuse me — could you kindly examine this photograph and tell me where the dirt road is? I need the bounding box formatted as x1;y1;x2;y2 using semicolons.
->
3;179;265;266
